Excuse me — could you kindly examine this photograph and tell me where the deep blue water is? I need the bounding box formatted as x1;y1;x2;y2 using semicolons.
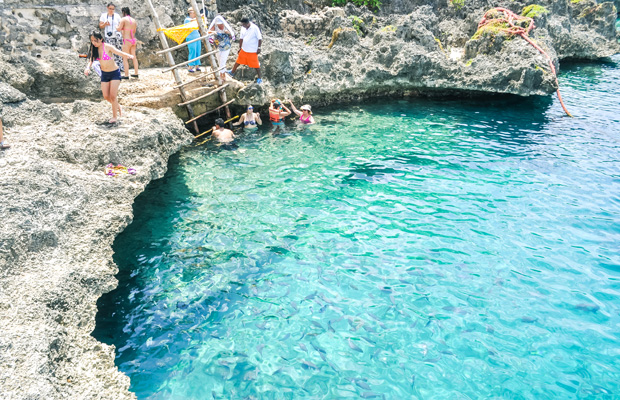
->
95;55;620;399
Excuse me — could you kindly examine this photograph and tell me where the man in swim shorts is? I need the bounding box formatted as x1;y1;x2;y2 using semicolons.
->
212;118;235;143
228;17;263;84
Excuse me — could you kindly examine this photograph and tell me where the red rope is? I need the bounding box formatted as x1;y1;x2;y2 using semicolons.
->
477;8;573;117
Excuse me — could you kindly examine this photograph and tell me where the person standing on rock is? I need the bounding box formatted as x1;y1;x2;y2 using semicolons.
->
228;17;263;84
99;3;124;75
0;117;10;150
185;8;202;73
207;15;235;82
84;31;134;124
117;7;139;79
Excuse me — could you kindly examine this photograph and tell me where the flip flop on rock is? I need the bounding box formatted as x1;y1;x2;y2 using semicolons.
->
0;141;10;150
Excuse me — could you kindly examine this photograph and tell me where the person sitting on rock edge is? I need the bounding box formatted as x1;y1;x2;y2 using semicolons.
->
288;100;315;125
228;17;263;84
233;105;262;130
212;118;235;143
0;117;10;150
84;31;134;124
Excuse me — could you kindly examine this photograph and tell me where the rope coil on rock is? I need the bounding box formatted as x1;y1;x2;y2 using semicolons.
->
477;7;573;117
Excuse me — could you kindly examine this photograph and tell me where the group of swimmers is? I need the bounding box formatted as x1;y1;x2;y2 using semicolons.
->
209;99;315;148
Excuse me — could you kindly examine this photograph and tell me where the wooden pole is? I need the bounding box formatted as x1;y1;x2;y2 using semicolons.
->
190;0;233;124
146;0;200;134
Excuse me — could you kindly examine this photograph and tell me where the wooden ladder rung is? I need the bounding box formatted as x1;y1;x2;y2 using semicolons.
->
155;34;212;54
185;99;236;124
178;83;230;107
173;74;213;89
162;49;219;73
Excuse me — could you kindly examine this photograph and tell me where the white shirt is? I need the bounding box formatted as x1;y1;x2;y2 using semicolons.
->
99;12;121;38
240;22;262;53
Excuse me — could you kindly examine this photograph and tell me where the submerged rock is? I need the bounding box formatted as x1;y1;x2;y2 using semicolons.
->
0;82;192;399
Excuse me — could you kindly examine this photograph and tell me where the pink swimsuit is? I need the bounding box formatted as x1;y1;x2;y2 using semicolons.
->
122;17;136;45
300;114;312;124
97;43;112;61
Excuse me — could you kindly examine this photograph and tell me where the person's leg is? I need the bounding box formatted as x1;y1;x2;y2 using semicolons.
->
122;41;131;77
108;79;121;123
230;62;240;74
256;67;261;79
188;41;198;71
101;81;111;102
0;118;8;149
131;45;139;76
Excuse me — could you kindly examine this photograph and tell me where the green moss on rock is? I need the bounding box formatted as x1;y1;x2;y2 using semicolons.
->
521;4;549;18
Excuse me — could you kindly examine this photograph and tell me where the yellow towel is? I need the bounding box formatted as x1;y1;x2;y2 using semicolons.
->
158;17;206;45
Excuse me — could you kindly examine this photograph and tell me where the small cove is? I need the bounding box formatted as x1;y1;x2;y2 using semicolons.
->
94;56;620;399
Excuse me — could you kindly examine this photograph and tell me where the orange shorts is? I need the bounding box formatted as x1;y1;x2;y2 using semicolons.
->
235;49;260;68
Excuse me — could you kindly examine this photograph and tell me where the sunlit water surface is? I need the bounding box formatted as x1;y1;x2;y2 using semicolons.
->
95;56;620;399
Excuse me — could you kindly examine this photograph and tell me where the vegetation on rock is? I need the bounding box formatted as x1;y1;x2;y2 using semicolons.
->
332;0;381;11
521;4;549;18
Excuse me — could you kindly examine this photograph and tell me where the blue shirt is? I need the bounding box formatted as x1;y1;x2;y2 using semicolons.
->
185;17;200;41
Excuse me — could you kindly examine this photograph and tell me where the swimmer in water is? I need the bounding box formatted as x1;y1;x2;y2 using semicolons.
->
212;118;235;143
288;100;315;125
233;105;262;130
269;99;291;133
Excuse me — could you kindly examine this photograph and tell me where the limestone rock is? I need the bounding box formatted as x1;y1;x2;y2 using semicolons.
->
0;83;193;400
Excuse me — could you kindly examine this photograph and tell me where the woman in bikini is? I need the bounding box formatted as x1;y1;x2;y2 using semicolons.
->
288;100;315;125
84;31;134;124
117;7;138;79
233;105;262;131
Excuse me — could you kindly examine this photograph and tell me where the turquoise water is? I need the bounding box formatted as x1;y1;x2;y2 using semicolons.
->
95;56;620;399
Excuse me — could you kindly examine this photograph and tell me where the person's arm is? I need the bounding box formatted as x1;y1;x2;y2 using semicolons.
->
308;116;315;124
107;44;134;59
257;39;262;55
233;114;245;126
238;39;243;53
99;15;108;30
280;105;292;117
117;18;125;32
255;113;262;125
288;100;301;116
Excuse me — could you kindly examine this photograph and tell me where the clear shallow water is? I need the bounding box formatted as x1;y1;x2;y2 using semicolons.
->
95;56;620;399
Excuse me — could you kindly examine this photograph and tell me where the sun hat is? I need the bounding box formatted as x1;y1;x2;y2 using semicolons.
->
300;104;312;113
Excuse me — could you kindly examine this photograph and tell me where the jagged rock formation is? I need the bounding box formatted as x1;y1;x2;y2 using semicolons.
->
1;0;618;105
0;82;192;399
0;0;618;398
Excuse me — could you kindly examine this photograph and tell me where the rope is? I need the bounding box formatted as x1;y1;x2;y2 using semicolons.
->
477;8;573;117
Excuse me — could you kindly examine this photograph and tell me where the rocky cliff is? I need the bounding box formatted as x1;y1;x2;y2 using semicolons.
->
0;0;618;398
1;0;618;105
0;82;192;399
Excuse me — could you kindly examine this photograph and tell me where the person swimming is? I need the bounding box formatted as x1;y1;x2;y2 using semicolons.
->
233;105;262;130
269;99;291;133
212;117;236;143
288;100;315;124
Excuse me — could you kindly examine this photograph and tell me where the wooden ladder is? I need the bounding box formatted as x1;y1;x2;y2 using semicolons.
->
146;0;233;135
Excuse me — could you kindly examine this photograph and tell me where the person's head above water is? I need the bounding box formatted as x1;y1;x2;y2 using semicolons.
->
240;17;250;28
122;7;130;16
215;118;225;128
273;99;282;108
188;7;196;15
300;105;312;114
247;105;254;112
